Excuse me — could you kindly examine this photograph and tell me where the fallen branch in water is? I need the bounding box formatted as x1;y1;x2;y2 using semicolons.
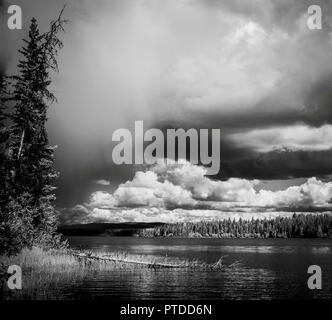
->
72;252;185;268
68;250;241;270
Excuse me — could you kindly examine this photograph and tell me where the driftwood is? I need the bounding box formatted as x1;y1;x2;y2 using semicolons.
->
68;250;240;270
70;252;187;269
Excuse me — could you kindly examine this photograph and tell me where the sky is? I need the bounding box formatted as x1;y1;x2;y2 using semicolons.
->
1;0;332;223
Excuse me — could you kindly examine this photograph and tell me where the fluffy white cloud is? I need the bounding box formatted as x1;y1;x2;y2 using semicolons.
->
114;170;196;208
257;177;332;208
228;124;332;152
93;179;111;186
89;191;117;209
92;161;332;209
63;161;332;223
150;160;260;203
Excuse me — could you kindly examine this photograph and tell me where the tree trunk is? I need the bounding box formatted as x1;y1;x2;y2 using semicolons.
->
17;130;25;159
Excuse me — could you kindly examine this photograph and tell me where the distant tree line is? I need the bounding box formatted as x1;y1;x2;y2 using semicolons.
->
0;10;67;256
137;214;332;239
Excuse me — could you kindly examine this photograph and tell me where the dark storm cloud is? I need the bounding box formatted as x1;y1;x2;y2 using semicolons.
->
303;74;332;126
218;149;332;180
55;161;136;207
183;71;332;131
154;119;332;180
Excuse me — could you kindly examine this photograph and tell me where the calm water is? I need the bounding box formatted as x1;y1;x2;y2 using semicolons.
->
64;237;332;300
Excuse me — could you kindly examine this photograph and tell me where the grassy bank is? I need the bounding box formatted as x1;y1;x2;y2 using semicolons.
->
0;247;114;299
0;247;235;300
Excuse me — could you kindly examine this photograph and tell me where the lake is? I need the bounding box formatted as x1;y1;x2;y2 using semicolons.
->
64;237;332;300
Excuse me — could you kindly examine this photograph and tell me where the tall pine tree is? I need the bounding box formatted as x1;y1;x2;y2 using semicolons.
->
0;9;67;255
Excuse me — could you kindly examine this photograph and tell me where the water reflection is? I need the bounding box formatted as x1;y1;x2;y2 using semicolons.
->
63;237;332;300
60;268;278;300
311;246;330;254
128;244;297;254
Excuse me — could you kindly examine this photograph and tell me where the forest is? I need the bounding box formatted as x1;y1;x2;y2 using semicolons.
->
137;213;332;238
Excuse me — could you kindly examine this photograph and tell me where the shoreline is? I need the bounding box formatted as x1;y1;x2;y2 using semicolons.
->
64;234;332;239
134;236;332;239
